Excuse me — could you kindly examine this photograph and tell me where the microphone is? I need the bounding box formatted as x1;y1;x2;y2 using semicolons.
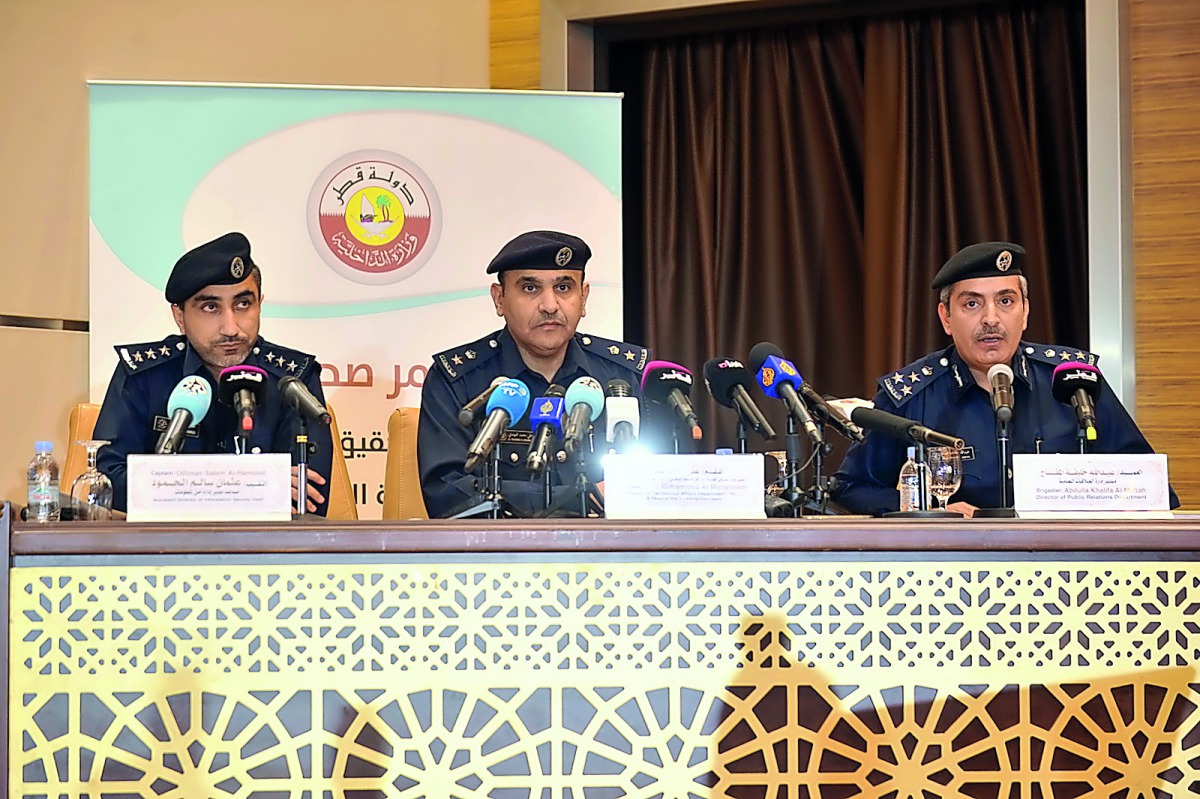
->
464;378;530;472
154;376;213;454
987;363;1015;423
849;406;965;450
278;376;332;426
562;376;605;457
605;378;640;452
748;342;823;446
1052;361;1100;441
218;365;269;433
640;360;702;440
702;357;777;441
526;385;566;477
458;376;509;428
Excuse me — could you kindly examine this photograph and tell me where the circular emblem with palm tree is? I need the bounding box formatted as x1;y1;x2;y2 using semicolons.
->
307;150;442;285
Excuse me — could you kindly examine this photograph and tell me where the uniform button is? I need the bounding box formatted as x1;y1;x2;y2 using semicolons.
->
582;337;592;345
489;340;498;348
510;452;519;463
253;347;260;354
1025;346;1034;355
939;358;949;367
556;451;567;463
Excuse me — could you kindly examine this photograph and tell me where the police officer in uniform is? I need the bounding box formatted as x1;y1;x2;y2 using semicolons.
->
418;230;651;518
94;232;334;515
832;241;1178;516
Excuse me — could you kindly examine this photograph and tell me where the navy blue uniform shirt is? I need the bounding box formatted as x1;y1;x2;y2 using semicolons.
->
94;334;334;515
832;342;1179;515
418;327;652;518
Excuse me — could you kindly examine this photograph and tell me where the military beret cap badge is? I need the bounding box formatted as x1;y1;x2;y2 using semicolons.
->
486;230;592;275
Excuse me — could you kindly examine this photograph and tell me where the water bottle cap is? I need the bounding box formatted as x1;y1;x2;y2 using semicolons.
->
35;441;53;453
906;446;916;458
715;448;734;455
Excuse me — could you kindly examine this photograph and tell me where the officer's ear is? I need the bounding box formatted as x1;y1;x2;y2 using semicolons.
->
490;281;505;317
170;303;186;334
937;302;953;335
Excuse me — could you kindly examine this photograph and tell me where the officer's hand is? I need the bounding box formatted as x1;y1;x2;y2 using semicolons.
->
946;501;977;518
291;466;328;513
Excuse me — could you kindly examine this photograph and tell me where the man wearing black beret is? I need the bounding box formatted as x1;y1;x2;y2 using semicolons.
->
832;241;1177;516
94;232;334;515
418;230;652;518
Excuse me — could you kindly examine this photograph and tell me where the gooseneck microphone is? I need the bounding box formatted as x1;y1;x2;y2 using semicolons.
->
1052;361;1101;441
155;376;213;454
526;385;566;477
987;363;1015;423
605;378;640;452
278;376;332;425
464;378;530;472
458;376;509;428
703;357;777;441
748;342;823;445
562;377;605;457
640;361;703;440
218;365;269;433
849;406;965;450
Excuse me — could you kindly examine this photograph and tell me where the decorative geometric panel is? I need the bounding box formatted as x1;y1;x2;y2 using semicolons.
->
11;560;1200;797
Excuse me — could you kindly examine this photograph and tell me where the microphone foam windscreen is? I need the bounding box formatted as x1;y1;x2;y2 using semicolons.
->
747;341;784;373
1051;361;1102;403
703;357;751;407
485;379;531;426
166;375;213;423
986;363;1014;382
640;360;694;402
564;376;604;420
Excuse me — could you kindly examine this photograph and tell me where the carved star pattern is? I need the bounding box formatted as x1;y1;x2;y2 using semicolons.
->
1060;352;1072;361
265;352;276;362
624;350;635;361
1074;351;1085;361
893;373;905;382
902;385;913;396
452;355;464;365
145;349;157;360
908;372;920;382
133;352;144;363
287;361;297;372
160;346;171;356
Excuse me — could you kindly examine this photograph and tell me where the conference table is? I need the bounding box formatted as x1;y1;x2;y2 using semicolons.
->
5;504;1200;797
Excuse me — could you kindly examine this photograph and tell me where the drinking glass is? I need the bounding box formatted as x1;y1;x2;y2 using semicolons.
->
927;446;963;510
70;439;113;521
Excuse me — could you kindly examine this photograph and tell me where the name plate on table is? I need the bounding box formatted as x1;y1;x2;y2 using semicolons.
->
603;453;766;520
126;453;292;523
1012;453;1172;520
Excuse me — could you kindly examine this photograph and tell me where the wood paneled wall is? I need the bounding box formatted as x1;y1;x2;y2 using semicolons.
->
490;0;542;89
1131;0;1200;509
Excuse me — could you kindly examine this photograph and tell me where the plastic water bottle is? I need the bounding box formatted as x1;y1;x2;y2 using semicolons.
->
26;441;61;522
896;446;924;512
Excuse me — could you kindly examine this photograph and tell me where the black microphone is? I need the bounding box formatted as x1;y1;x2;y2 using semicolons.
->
278;376;332;425
987;363;1015;423
703;357;777;441
1052;361;1101;441
849;406;965;450
605;378;640;452
640;360;703;440
465;378;530;472
748;342;823;446
526;385;566;476
458;376;509;428
218;365;269;434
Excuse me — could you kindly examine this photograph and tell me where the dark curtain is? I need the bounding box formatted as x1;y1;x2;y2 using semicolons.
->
609;0;1087;453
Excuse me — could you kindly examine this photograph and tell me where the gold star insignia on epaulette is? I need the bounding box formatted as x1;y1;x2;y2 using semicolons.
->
624;350;635;361
921;366;933;376
609;345;620;355
908;372;920;382
902;385;913;395
466;350;476;360
265;351;275;362
133;352;144;363
287;361;297;372
452;354;463;365
145;349;157;360
1074;351;1085;361
892;372;905;382
1060;352;1072;361
160;346;171;356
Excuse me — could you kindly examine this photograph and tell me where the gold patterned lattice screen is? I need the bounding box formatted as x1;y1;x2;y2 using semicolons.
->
10;560;1200;797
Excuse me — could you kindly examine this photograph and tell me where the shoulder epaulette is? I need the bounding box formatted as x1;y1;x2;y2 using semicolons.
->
252;339;319;379
577;333;651;374
114;335;186;375
879;351;949;408
432;332;502;382
1021;342;1098;369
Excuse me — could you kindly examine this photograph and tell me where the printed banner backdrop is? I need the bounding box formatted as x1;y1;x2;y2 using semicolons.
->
88;82;623;518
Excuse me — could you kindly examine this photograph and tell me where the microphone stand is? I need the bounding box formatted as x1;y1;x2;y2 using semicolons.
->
450;433;510;519
776;417;802;517
975;417;1017;518
736;419;749;454
294;416;309;517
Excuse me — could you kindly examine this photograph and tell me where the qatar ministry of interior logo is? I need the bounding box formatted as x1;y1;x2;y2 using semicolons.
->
307;149;442;284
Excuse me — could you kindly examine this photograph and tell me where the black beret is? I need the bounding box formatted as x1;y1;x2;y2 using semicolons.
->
486;231;591;275
165;232;257;304
931;241;1025;290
